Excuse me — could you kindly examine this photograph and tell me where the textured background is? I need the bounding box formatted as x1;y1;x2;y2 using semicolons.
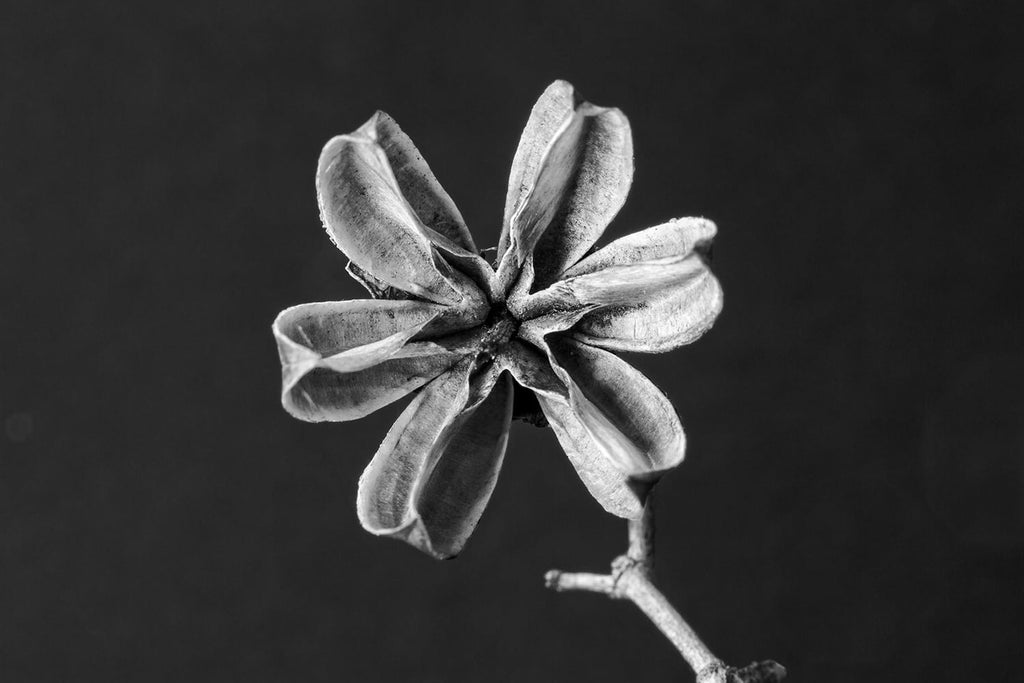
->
1;1;1021;681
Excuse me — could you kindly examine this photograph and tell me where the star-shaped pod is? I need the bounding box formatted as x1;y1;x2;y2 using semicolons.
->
273;81;722;559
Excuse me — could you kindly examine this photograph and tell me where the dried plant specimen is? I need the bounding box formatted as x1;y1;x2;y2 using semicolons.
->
272;81;783;681
274;80;720;556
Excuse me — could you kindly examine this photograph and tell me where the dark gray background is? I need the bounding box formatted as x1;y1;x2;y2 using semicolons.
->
1;1;1021;681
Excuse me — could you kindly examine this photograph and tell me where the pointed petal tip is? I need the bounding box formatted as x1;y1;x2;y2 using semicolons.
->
689;216;719;257
545;78;574;93
317;131;367;171
543;79;588;108
357;110;399;143
694;215;719;236
358;109;393;135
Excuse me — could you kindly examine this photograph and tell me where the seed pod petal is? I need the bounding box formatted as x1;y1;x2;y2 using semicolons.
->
563;216;717;277
516;221;722;352
368;112;478;252
273;300;472;422
545;336;685;481
500;341;647;519
573;266;722;353
318;113;477;305
357;362;513;559
495;80;633;294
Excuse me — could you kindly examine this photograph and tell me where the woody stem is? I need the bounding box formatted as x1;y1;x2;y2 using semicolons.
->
544;492;786;683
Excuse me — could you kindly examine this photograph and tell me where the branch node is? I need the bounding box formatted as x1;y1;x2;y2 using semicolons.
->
609;553;647;599
544;491;785;681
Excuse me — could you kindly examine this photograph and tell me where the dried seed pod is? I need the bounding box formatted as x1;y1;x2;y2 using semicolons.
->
272;80;724;557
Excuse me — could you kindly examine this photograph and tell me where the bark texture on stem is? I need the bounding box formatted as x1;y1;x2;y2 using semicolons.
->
545;494;786;683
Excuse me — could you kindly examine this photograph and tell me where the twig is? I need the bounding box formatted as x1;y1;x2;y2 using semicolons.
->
545;493;786;683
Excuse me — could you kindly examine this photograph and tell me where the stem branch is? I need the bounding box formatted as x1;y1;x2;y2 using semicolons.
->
545;493;785;683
